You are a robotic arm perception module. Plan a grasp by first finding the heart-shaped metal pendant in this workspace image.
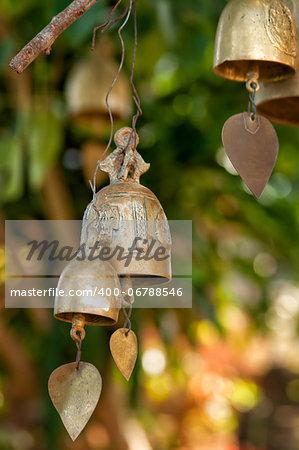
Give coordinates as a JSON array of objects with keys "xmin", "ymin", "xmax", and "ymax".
[
  {"xmin": 110, "ymin": 328, "xmax": 138, "ymax": 381},
  {"xmin": 48, "ymin": 362, "xmax": 102, "ymax": 441},
  {"xmin": 222, "ymin": 112, "xmax": 279, "ymax": 198}
]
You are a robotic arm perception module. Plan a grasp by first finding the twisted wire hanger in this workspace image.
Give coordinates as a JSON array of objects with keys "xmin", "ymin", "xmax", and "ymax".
[{"xmin": 90, "ymin": 0, "xmax": 133, "ymax": 201}]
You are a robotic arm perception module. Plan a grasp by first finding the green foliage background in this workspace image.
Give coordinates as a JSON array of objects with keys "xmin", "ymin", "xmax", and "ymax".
[{"xmin": 1, "ymin": 1, "xmax": 299, "ymax": 449}]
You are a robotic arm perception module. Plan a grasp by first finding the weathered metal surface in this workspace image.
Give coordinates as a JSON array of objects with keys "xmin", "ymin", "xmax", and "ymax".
[
  {"xmin": 48, "ymin": 362, "xmax": 102, "ymax": 441},
  {"xmin": 214, "ymin": 0, "xmax": 297, "ymax": 82},
  {"xmin": 256, "ymin": 1, "xmax": 299, "ymax": 126},
  {"xmin": 80, "ymin": 127, "xmax": 172, "ymax": 287},
  {"xmin": 54, "ymin": 258, "xmax": 121, "ymax": 325},
  {"xmin": 100, "ymin": 127, "xmax": 150, "ymax": 184},
  {"xmin": 222, "ymin": 112, "xmax": 279, "ymax": 198},
  {"xmin": 110, "ymin": 328, "xmax": 138, "ymax": 381}
]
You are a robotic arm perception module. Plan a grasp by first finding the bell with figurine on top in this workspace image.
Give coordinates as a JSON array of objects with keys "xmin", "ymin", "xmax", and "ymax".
[{"xmin": 80, "ymin": 127, "xmax": 172, "ymax": 288}]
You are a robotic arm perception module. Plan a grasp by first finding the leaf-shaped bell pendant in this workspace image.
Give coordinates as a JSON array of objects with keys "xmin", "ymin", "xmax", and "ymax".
[
  {"xmin": 256, "ymin": 1, "xmax": 299, "ymax": 126},
  {"xmin": 214, "ymin": 0, "xmax": 297, "ymax": 82},
  {"xmin": 50, "ymin": 235, "xmax": 122, "ymax": 440}
]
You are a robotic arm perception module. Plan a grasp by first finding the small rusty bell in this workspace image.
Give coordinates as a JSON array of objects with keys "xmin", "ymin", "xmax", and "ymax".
[
  {"xmin": 81, "ymin": 127, "xmax": 172, "ymax": 287},
  {"xmin": 54, "ymin": 257, "xmax": 121, "ymax": 325},
  {"xmin": 214, "ymin": 0, "xmax": 297, "ymax": 82},
  {"xmin": 256, "ymin": 1, "xmax": 299, "ymax": 126}
]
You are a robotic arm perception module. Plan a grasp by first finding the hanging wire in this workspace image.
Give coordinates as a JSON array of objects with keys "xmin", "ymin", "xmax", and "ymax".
[
  {"xmin": 122, "ymin": 292, "xmax": 134, "ymax": 332},
  {"xmin": 90, "ymin": 0, "xmax": 133, "ymax": 201},
  {"xmin": 126, "ymin": 0, "xmax": 142, "ymax": 150},
  {"xmin": 248, "ymin": 83, "xmax": 257, "ymax": 120},
  {"xmin": 91, "ymin": 0, "xmax": 123, "ymax": 50},
  {"xmin": 75, "ymin": 333, "xmax": 82, "ymax": 370}
]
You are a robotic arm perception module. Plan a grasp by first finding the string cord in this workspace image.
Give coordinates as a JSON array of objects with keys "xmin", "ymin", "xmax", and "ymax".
[{"xmin": 90, "ymin": 0, "xmax": 143, "ymax": 200}]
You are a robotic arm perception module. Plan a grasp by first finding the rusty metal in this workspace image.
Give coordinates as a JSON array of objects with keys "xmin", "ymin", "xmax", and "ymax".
[
  {"xmin": 214, "ymin": 0, "xmax": 297, "ymax": 82},
  {"xmin": 54, "ymin": 258, "xmax": 121, "ymax": 325},
  {"xmin": 48, "ymin": 362, "xmax": 102, "ymax": 441},
  {"xmin": 81, "ymin": 127, "xmax": 172, "ymax": 287},
  {"xmin": 70, "ymin": 314, "xmax": 86, "ymax": 342},
  {"xmin": 256, "ymin": 1, "xmax": 299, "ymax": 126},
  {"xmin": 222, "ymin": 112, "xmax": 279, "ymax": 198},
  {"xmin": 110, "ymin": 328, "xmax": 138, "ymax": 381}
]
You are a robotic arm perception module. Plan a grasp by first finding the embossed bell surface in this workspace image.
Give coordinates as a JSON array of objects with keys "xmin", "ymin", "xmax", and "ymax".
[
  {"xmin": 81, "ymin": 127, "xmax": 172, "ymax": 287},
  {"xmin": 54, "ymin": 258, "xmax": 121, "ymax": 325},
  {"xmin": 214, "ymin": 0, "xmax": 297, "ymax": 82},
  {"xmin": 256, "ymin": 1, "xmax": 299, "ymax": 126}
]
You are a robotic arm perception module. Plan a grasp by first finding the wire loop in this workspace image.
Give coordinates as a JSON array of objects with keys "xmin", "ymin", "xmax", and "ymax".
[{"xmin": 248, "ymin": 84, "xmax": 257, "ymax": 120}]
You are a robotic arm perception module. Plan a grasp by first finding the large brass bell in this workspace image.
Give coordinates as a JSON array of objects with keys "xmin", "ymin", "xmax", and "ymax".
[
  {"xmin": 81, "ymin": 127, "xmax": 172, "ymax": 287},
  {"xmin": 54, "ymin": 257, "xmax": 121, "ymax": 325},
  {"xmin": 214, "ymin": 0, "xmax": 297, "ymax": 82},
  {"xmin": 256, "ymin": 1, "xmax": 299, "ymax": 126}
]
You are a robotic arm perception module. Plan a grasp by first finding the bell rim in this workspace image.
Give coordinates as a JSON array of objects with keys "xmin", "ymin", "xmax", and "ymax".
[
  {"xmin": 54, "ymin": 310, "xmax": 119, "ymax": 326},
  {"xmin": 213, "ymin": 59, "xmax": 296, "ymax": 83},
  {"xmin": 257, "ymin": 97, "xmax": 299, "ymax": 127},
  {"xmin": 119, "ymin": 274, "xmax": 172, "ymax": 288}
]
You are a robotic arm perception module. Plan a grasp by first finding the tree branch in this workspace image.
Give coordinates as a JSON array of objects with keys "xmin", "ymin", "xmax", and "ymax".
[{"xmin": 9, "ymin": 0, "xmax": 100, "ymax": 74}]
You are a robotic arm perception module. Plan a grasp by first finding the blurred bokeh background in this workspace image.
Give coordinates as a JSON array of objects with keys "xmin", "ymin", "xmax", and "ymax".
[{"xmin": 1, "ymin": 0, "xmax": 299, "ymax": 449}]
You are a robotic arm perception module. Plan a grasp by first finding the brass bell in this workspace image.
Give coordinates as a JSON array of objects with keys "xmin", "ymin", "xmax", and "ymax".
[
  {"xmin": 214, "ymin": 0, "xmax": 297, "ymax": 82},
  {"xmin": 81, "ymin": 127, "xmax": 172, "ymax": 287},
  {"xmin": 54, "ymin": 258, "xmax": 121, "ymax": 325},
  {"xmin": 65, "ymin": 37, "xmax": 131, "ymax": 136},
  {"xmin": 256, "ymin": 2, "xmax": 299, "ymax": 126}
]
